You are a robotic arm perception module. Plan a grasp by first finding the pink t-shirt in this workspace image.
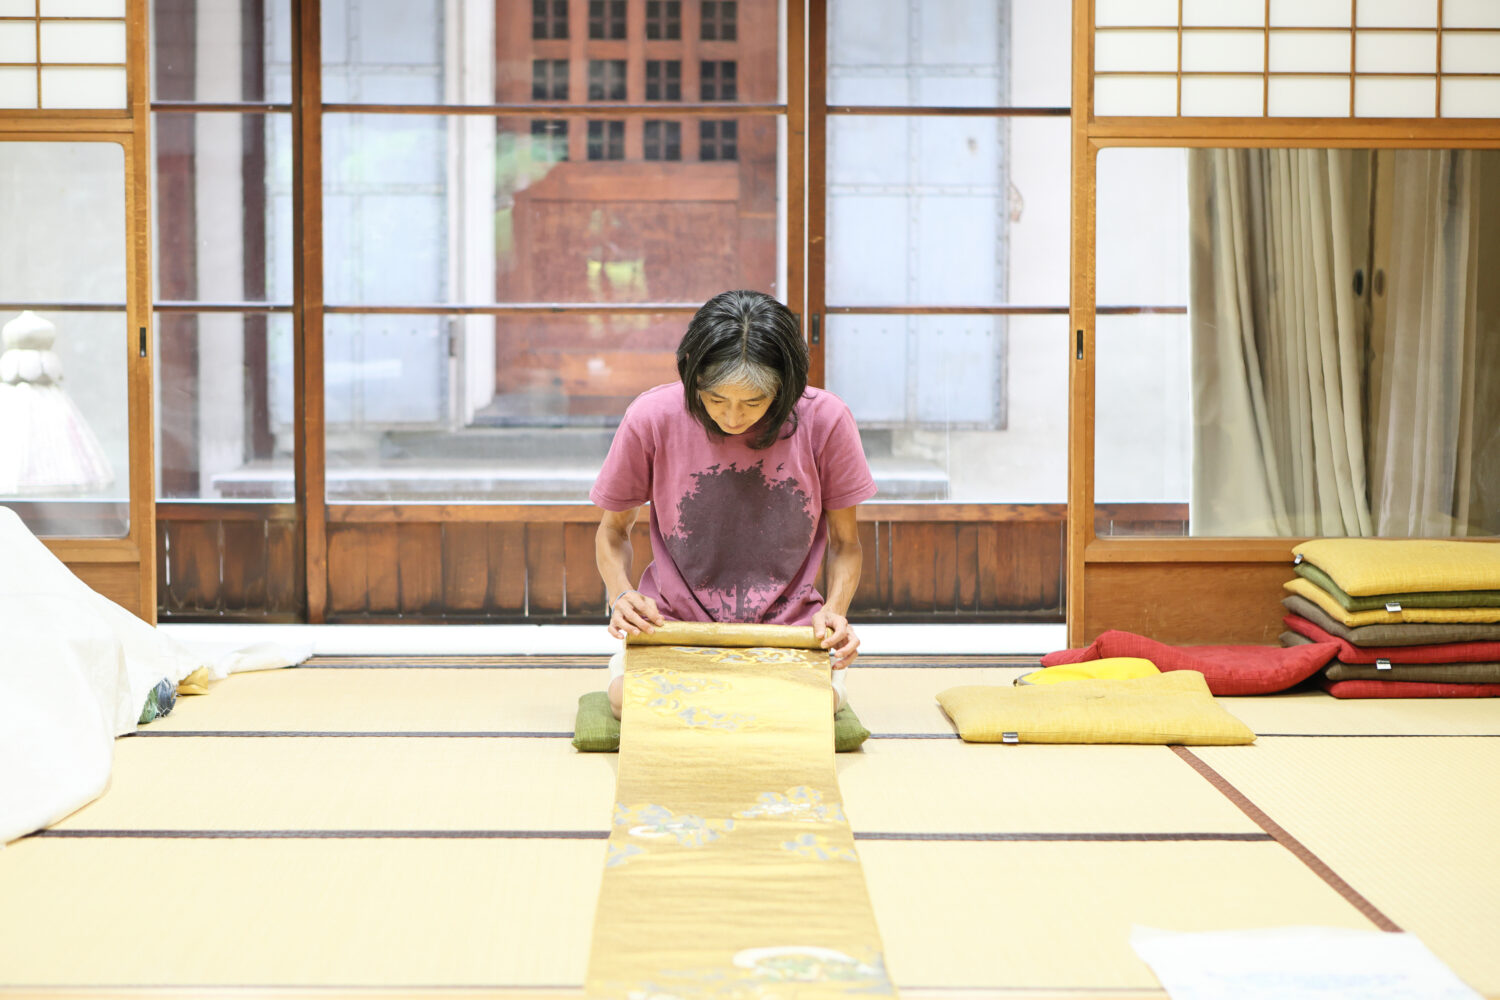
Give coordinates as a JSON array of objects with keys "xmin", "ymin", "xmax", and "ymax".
[{"xmin": 590, "ymin": 383, "xmax": 877, "ymax": 625}]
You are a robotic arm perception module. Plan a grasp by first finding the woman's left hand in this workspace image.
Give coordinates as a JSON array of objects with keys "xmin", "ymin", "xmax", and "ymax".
[{"xmin": 812, "ymin": 609, "xmax": 859, "ymax": 670}]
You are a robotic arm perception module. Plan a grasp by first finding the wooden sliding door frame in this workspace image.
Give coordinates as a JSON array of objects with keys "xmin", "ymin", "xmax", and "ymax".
[
  {"xmin": 1067, "ymin": 0, "xmax": 1500, "ymax": 646},
  {"xmin": 1, "ymin": 0, "xmax": 156, "ymax": 621}
]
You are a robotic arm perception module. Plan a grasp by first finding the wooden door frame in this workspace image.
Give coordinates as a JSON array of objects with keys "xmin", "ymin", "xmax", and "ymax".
[
  {"xmin": 1, "ymin": 0, "xmax": 156, "ymax": 621},
  {"xmin": 1067, "ymin": 0, "xmax": 1500, "ymax": 647}
]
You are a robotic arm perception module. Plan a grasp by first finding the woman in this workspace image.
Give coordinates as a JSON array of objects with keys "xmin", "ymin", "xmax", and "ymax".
[{"xmin": 591, "ymin": 289, "xmax": 877, "ymax": 718}]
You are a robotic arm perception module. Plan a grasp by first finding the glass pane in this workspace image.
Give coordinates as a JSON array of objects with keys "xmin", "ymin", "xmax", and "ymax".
[
  {"xmin": 316, "ymin": 0, "xmax": 779, "ymax": 106},
  {"xmin": 827, "ymin": 114, "xmax": 1068, "ymax": 307},
  {"xmin": 155, "ymin": 312, "xmax": 294, "ymax": 501},
  {"xmin": 0, "ymin": 309, "xmax": 130, "ymax": 536},
  {"xmin": 830, "ymin": 0, "xmax": 1070, "ymax": 107},
  {"xmin": 151, "ymin": 0, "xmax": 290, "ymax": 104},
  {"xmin": 0, "ymin": 144, "xmax": 130, "ymax": 529},
  {"xmin": 324, "ymin": 113, "xmax": 783, "ymax": 306},
  {"xmin": 1093, "ymin": 313, "xmax": 1191, "ymax": 531},
  {"xmin": 826, "ymin": 315, "xmax": 1068, "ymax": 503},
  {"xmin": 1095, "ymin": 146, "xmax": 1500, "ymax": 538},
  {"xmin": 322, "ymin": 311, "xmax": 692, "ymax": 502},
  {"xmin": 152, "ymin": 112, "xmax": 294, "ymax": 304}
]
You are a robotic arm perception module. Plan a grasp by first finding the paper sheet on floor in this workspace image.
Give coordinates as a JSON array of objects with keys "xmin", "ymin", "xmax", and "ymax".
[{"xmin": 1130, "ymin": 925, "xmax": 1482, "ymax": 1000}]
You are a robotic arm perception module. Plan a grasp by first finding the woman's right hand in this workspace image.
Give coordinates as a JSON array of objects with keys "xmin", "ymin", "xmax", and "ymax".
[{"xmin": 608, "ymin": 590, "xmax": 667, "ymax": 639}]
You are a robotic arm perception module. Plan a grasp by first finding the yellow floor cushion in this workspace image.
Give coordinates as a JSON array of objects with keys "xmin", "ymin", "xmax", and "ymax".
[
  {"xmin": 1293, "ymin": 538, "xmax": 1500, "ymax": 596},
  {"xmin": 937, "ymin": 671, "xmax": 1256, "ymax": 746},
  {"xmin": 1284, "ymin": 577, "xmax": 1500, "ymax": 626},
  {"xmin": 1015, "ymin": 657, "xmax": 1159, "ymax": 686}
]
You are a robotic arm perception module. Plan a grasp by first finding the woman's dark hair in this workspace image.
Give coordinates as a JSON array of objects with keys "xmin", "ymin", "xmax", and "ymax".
[{"xmin": 676, "ymin": 289, "xmax": 809, "ymax": 450}]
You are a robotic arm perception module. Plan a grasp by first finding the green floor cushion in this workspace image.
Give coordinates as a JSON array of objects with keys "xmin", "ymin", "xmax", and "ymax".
[{"xmin": 572, "ymin": 691, "xmax": 870, "ymax": 752}]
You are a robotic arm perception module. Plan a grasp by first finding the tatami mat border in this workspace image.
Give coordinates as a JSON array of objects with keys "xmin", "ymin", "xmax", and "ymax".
[
  {"xmin": 130, "ymin": 730, "xmax": 577, "ymax": 738},
  {"xmin": 27, "ymin": 829, "xmax": 1272, "ymax": 843},
  {"xmin": 0, "ymin": 989, "xmax": 1170, "ymax": 995},
  {"xmin": 1171, "ymin": 746, "xmax": 1401, "ymax": 932},
  {"xmin": 297, "ymin": 655, "xmax": 1040, "ymax": 669}
]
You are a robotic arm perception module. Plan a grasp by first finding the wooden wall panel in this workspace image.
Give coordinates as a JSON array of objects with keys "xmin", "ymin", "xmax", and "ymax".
[
  {"xmin": 265, "ymin": 519, "xmax": 302, "ymax": 615},
  {"xmin": 325, "ymin": 524, "xmax": 369, "ymax": 615},
  {"xmin": 486, "ymin": 523, "xmax": 528, "ymax": 616},
  {"xmin": 361, "ymin": 526, "xmax": 400, "ymax": 613},
  {"xmin": 525, "ymin": 523, "xmax": 566, "ymax": 616},
  {"xmin": 442, "ymin": 522, "xmax": 491, "ymax": 613},
  {"xmin": 219, "ymin": 521, "xmax": 269, "ymax": 611},
  {"xmin": 564, "ymin": 522, "xmax": 606, "ymax": 617},
  {"xmin": 1083, "ymin": 562, "xmax": 1293, "ymax": 646},
  {"xmin": 396, "ymin": 523, "xmax": 443, "ymax": 616},
  {"xmin": 164, "ymin": 521, "xmax": 221, "ymax": 613},
  {"xmin": 72, "ymin": 563, "xmax": 146, "ymax": 618},
  {"xmin": 159, "ymin": 506, "xmax": 1085, "ymax": 624}
]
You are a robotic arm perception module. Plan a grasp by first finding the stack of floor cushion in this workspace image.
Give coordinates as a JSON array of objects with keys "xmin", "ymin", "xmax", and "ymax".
[{"xmin": 1281, "ymin": 539, "xmax": 1500, "ymax": 698}]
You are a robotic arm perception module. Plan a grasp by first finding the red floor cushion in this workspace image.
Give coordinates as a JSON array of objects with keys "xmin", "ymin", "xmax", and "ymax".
[
  {"xmin": 1321, "ymin": 678, "xmax": 1500, "ymax": 698},
  {"xmin": 1042, "ymin": 630, "xmax": 1338, "ymax": 696}
]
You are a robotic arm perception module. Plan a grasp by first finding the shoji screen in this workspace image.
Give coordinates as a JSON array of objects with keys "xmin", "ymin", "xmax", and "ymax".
[
  {"xmin": 0, "ymin": 0, "xmax": 127, "ymax": 109},
  {"xmin": 1092, "ymin": 0, "xmax": 1500, "ymax": 118}
]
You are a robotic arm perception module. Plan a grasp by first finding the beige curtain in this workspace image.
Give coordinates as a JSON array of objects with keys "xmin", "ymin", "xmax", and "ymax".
[
  {"xmin": 1367, "ymin": 150, "xmax": 1488, "ymax": 537},
  {"xmin": 1187, "ymin": 148, "xmax": 1371, "ymax": 536},
  {"xmin": 1189, "ymin": 148, "xmax": 1494, "ymax": 538}
]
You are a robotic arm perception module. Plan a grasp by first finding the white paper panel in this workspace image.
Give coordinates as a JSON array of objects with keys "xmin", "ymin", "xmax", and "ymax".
[
  {"xmin": 0, "ymin": 0, "xmax": 35, "ymax": 13},
  {"xmin": 1268, "ymin": 75, "xmax": 1351, "ymax": 115},
  {"xmin": 1095, "ymin": 30, "xmax": 1178, "ymax": 72},
  {"xmin": 1442, "ymin": 32, "xmax": 1500, "ymax": 74},
  {"xmin": 1183, "ymin": 0, "xmax": 1263, "ymax": 27},
  {"xmin": 0, "ymin": 21, "xmax": 37, "ymax": 62},
  {"xmin": 1094, "ymin": 74, "xmax": 1178, "ymax": 116},
  {"xmin": 1441, "ymin": 77, "xmax": 1500, "ymax": 116},
  {"xmin": 1270, "ymin": 0, "xmax": 1351, "ymax": 28},
  {"xmin": 0, "ymin": 66, "xmax": 38, "ymax": 108},
  {"xmin": 1181, "ymin": 30, "xmax": 1264, "ymax": 72},
  {"xmin": 1269, "ymin": 30, "xmax": 1352, "ymax": 71},
  {"xmin": 1444, "ymin": 0, "xmax": 1500, "ymax": 28},
  {"xmin": 1353, "ymin": 75, "xmax": 1436, "ymax": 116},
  {"xmin": 1356, "ymin": 0, "xmax": 1437, "ymax": 28},
  {"xmin": 1180, "ymin": 74, "xmax": 1263, "ymax": 115},
  {"xmin": 39, "ymin": 21, "xmax": 126, "ymax": 63},
  {"xmin": 41, "ymin": 0, "xmax": 126, "ymax": 13},
  {"xmin": 1095, "ymin": 0, "xmax": 1178, "ymax": 27},
  {"xmin": 39, "ymin": 65, "xmax": 126, "ymax": 107},
  {"xmin": 1355, "ymin": 31, "xmax": 1437, "ymax": 72}
]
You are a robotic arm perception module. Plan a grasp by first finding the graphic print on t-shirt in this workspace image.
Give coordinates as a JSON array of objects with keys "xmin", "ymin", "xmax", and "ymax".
[{"xmin": 662, "ymin": 459, "xmax": 816, "ymax": 622}]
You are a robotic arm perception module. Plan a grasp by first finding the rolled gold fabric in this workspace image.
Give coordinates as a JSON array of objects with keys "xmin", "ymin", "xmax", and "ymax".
[
  {"xmin": 625, "ymin": 620, "xmax": 826, "ymax": 650},
  {"xmin": 586, "ymin": 623, "xmax": 895, "ymax": 998}
]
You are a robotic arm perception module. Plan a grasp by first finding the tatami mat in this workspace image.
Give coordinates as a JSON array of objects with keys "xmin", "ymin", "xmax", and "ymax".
[
  {"xmin": 836, "ymin": 740, "xmax": 1260, "ymax": 834},
  {"xmin": 1193, "ymin": 737, "xmax": 1500, "ymax": 996},
  {"xmin": 145, "ymin": 666, "xmax": 599, "ymax": 734},
  {"xmin": 858, "ymin": 840, "xmax": 1379, "ymax": 990},
  {"xmin": 50, "ymin": 737, "xmax": 618, "ymax": 833},
  {"xmin": 12, "ymin": 656, "xmax": 1499, "ymax": 998},
  {"xmin": 142, "ymin": 660, "xmax": 1028, "ymax": 737},
  {"xmin": 1217, "ymin": 691, "xmax": 1500, "ymax": 736},
  {"xmin": 0, "ymin": 838, "xmax": 1373, "ymax": 993},
  {"xmin": 54, "ymin": 735, "xmax": 1256, "ymax": 837},
  {"xmin": 155, "ymin": 661, "xmax": 1499, "ymax": 742},
  {"xmin": 0, "ymin": 839, "xmax": 601, "ymax": 987}
]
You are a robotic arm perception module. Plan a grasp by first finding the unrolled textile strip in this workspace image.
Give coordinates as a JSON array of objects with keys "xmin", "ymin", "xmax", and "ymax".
[{"xmin": 585, "ymin": 622, "xmax": 896, "ymax": 999}]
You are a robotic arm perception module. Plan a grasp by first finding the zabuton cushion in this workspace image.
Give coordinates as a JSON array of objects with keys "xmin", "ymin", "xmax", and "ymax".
[
  {"xmin": 1041, "ymin": 630, "xmax": 1337, "ymax": 695},
  {"xmin": 1293, "ymin": 538, "xmax": 1500, "ymax": 596},
  {"xmin": 1321, "ymin": 678, "xmax": 1500, "ymax": 699},
  {"xmin": 1015, "ymin": 656, "xmax": 1159, "ymax": 686},
  {"xmin": 936, "ymin": 671, "xmax": 1256, "ymax": 745}
]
